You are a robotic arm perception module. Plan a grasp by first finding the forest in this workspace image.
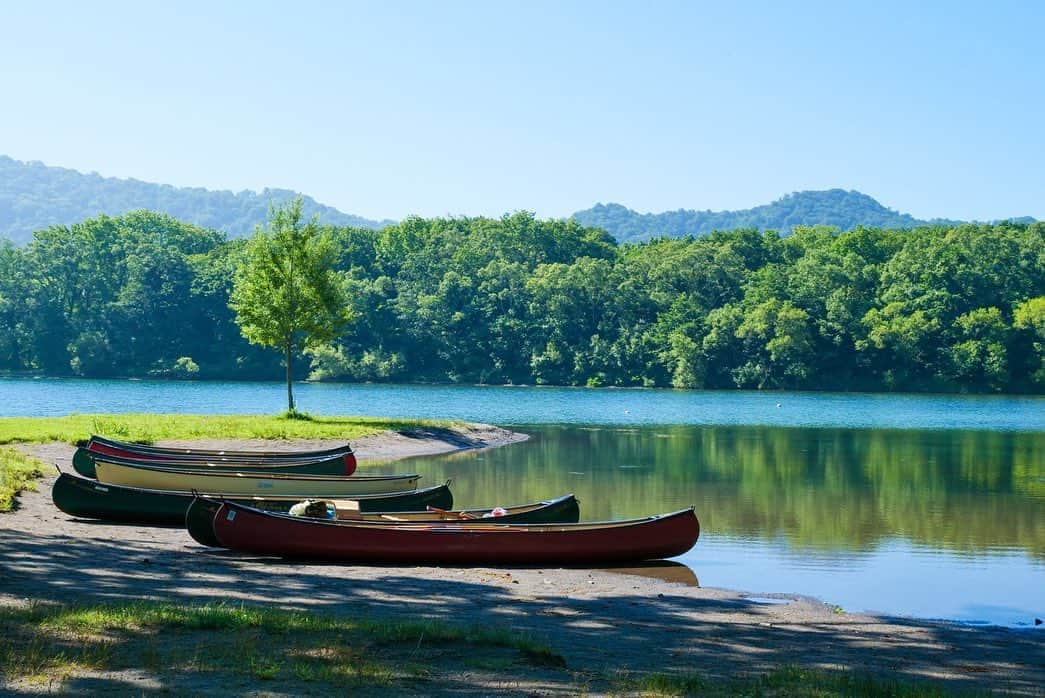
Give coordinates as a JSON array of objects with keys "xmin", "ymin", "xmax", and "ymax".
[{"xmin": 0, "ymin": 210, "xmax": 1042, "ymax": 393}]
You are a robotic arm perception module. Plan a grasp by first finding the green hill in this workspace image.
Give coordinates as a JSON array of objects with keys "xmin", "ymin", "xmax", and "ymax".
[
  {"xmin": 0, "ymin": 155, "xmax": 393, "ymax": 244},
  {"xmin": 2, "ymin": 156, "xmax": 1035, "ymax": 245},
  {"xmin": 572, "ymin": 189, "xmax": 968, "ymax": 242}
]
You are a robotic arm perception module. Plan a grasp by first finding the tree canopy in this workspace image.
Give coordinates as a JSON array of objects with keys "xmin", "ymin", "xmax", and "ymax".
[
  {"xmin": 0, "ymin": 209, "xmax": 1041, "ymax": 394},
  {"xmin": 230, "ymin": 199, "xmax": 351, "ymax": 412}
]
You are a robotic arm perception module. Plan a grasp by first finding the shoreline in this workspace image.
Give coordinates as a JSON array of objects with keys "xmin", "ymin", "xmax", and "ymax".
[
  {"xmin": 4, "ymin": 372, "xmax": 1044, "ymax": 398},
  {"xmin": 143, "ymin": 423, "xmax": 530, "ymax": 464},
  {"xmin": 3, "ymin": 429, "xmax": 1042, "ymax": 694}
]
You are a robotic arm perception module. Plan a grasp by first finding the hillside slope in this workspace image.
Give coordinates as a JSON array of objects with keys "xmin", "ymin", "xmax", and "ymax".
[
  {"xmin": 3, "ymin": 156, "xmax": 1034, "ymax": 245},
  {"xmin": 0, "ymin": 155, "xmax": 393, "ymax": 244},
  {"xmin": 572, "ymin": 189, "xmax": 967, "ymax": 242}
]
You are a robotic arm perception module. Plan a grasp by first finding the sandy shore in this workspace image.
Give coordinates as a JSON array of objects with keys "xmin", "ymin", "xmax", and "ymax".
[{"xmin": 2, "ymin": 427, "xmax": 1042, "ymax": 695}]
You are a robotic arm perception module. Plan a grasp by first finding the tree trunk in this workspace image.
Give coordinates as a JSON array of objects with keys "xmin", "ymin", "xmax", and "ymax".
[{"xmin": 285, "ymin": 340, "xmax": 295, "ymax": 413}]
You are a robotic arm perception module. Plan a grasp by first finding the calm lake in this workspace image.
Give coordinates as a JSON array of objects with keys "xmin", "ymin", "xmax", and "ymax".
[{"xmin": 2, "ymin": 378, "xmax": 1043, "ymax": 626}]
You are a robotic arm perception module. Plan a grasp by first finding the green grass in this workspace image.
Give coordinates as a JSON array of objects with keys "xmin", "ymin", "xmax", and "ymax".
[
  {"xmin": 1, "ymin": 602, "xmax": 978, "ymax": 696},
  {"xmin": 613, "ymin": 665, "xmax": 981, "ymax": 697},
  {"xmin": 0, "ymin": 413, "xmax": 457, "ymax": 446},
  {"xmin": 0, "ymin": 601, "xmax": 562, "ymax": 691},
  {"xmin": 0, "ymin": 447, "xmax": 46, "ymax": 512}
]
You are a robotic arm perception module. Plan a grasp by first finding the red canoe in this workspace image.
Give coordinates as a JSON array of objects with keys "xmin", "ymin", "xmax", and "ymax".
[
  {"xmin": 212, "ymin": 500, "xmax": 699, "ymax": 564},
  {"xmin": 77, "ymin": 434, "xmax": 357, "ymax": 477}
]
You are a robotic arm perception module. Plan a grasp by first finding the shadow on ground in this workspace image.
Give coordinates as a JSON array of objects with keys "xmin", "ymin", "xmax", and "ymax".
[{"xmin": 2, "ymin": 517, "xmax": 1042, "ymax": 695}]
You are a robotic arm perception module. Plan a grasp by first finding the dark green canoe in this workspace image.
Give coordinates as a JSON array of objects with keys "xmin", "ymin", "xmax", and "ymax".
[
  {"xmin": 185, "ymin": 497, "xmax": 227, "ymax": 547},
  {"xmin": 71, "ymin": 448, "xmax": 353, "ymax": 479},
  {"xmin": 186, "ymin": 493, "xmax": 582, "ymax": 548},
  {"xmin": 51, "ymin": 472, "xmax": 453, "ymax": 525}
]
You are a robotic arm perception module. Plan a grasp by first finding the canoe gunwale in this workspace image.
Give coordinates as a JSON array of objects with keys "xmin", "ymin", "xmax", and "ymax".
[
  {"xmin": 443, "ymin": 493, "xmax": 577, "ymax": 519},
  {"xmin": 56, "ymin": 470, "xmax": 447, "ymax": 503},
  {"xmin": 91, "ymin": 456, "xmax": 411, "ymax": 482},
  {"xmin": 93, "ymin": 458, "xmax": 421, "ymax": 497},
  {"xmin": 234, "ymin": 500, "xmax": 690, "ymax": 533},
  {"xmin": 87, "ymin": 434, "xmax": 354, "ymax": 460},
  {"xmin": 84, "ymin": 447, "xmax": 355, "ymax": 466},
  {"xmin": 76, "ymin": 449, "xmax": 353, "ymax": 475},
  {"xmin": 195, "ymin": 492, "xmax": 579, "ymax": 525}
]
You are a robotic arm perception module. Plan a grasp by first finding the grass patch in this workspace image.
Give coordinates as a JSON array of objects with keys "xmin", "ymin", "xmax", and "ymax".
[
  {"xmin": 0, "ymin": 604, "xmax": 991, "ymax": 696},
  {"xmin": 613, "ymin": 664, "xmax": 978, "ymax": 696},
  {"xmin": 0, "ymin": 601, "xmax": 562, "ymax": 692},
  {"xmin": 0, "ymin": 413, "xmax": 457, "ymax": 446},
  {"xmin": 0, "ymin": 448, "xmax": 46, "ymax": 512}
]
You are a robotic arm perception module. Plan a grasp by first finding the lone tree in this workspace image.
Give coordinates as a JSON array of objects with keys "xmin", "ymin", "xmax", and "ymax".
[{"xmin": 230, "ymin": 198, "xmax": 351, "ymax": 413}]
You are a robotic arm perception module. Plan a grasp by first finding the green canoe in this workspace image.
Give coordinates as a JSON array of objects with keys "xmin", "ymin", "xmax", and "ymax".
[
  {"xmin": 186, "ymin": 493, "xmax": 582, "ymax": 548},
  {"xmin": 51, "ymin": 472, "xmax": 453, "ymax": 526}
]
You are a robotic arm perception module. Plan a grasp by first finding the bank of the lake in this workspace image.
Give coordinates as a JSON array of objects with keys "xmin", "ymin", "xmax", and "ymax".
[{"xmin": 3, "ymin": 438, "xmax": 1043, "ymax": 696}]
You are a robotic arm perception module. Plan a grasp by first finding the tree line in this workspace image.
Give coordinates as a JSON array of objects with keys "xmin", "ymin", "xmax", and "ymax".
[{"xmin": 0, "ymin": 209, "xmax": 1041, "ymax": 393}]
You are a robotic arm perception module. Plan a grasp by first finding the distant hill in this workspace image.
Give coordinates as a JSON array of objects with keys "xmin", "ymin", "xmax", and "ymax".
[
  {"xmin": 572, "ymin": 189, "xmax": 973, "ymax": 243},
  {"xmin": 0, "ymin": 155, "xmax": 395, "ymax": 244},
  {"xmin": 3, "ymin": 156, "xmax": 1035, "ymax": 246}
]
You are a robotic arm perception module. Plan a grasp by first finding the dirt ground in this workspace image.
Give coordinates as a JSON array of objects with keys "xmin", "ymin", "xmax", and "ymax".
[{"xmin": 1, "ymin": 428, "xmax": 1042, "ymax": 695}]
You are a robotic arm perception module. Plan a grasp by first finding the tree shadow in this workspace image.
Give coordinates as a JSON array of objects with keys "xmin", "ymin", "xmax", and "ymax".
[
  {"xmin": 395, "ymin": 426, "xmax": 495, "ymax": 449},
  {"xmin": 2, "ymin": 522, "xmax": 1041, "ymax": 695}
]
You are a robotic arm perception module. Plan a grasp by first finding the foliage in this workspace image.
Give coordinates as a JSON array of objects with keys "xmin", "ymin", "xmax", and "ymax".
[
  {"xmin": 1014, "ymin": 296, "xmax": 1045, "ymax": 388},
  {"xmin": 230, "ymin": 199, "xmax": 352, "ymax": 411},
  {"xmin": 0, "ymin": 206, "xmax": 1041, "ymax": 394},
  {"xmin": 0, "ymin": 155, "xmax": 392, "ymax": 245}
]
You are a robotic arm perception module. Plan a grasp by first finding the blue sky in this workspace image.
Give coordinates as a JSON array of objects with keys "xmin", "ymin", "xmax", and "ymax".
[{"xmin": 2, "ymin": 1, "xmax": 1043, "ymax": 221}]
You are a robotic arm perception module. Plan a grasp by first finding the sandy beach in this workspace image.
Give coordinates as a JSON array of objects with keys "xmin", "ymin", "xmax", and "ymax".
[{"xmin": 2, "ymin": 426, "xmax": 1042, "ymax": 695}]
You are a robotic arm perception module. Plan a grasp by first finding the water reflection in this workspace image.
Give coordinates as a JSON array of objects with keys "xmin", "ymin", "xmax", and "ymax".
[
  {"xmin": 385, "ymin": 424, "xmax": 1044, "ymax": 624},
  {"xmin": 598, "ymin": 561, "xmax": 699, "ymax": 587},
  {"xmin": 394, "ymin": 424, "xmax": 1045, "ymax": 558}
]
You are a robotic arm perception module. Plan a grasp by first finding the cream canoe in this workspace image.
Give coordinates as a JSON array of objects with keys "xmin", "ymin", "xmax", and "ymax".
[{"xmin": 94, "ymin": 459, "xmax": 421, "ymax": 496}]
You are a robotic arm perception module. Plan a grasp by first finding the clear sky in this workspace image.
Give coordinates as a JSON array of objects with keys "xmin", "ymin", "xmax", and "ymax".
[{"xmin": 2, "ymin": 0, "xmax": 1043, "ymax": 221}]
